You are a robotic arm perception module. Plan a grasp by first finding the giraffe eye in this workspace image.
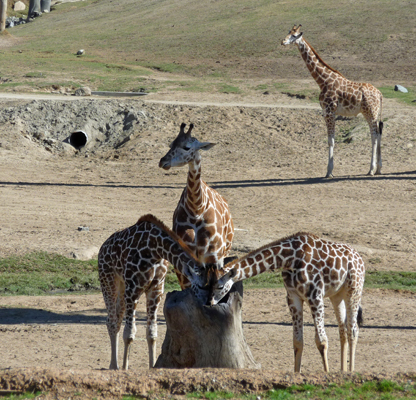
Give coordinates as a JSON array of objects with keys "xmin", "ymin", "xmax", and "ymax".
[{"xmin": 183, "ymin": 145, "xmax": 191, "ymax": 151}]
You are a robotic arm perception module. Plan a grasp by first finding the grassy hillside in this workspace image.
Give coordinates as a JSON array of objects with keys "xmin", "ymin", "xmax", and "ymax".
[{"xmin": 0, "ymin": 0, "xmax": 415, "ymax": 92}]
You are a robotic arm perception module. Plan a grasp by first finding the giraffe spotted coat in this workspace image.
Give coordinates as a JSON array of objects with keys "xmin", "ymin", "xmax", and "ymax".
[
  {"xmin": 98, "ymin": 214, "xmax": 205, "ymax": 370},
  {"xmin": 207, "ymin": 232, "xmax": 365, "ymax": 373},
  {"xmin": 281, "ymin": 25, "xmax": 383, "ymax": 178}
]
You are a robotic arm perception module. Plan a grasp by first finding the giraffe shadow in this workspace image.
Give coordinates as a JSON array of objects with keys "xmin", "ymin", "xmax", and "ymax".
[
  {"xmin": 242, "ymin": 320, "xmax": 416, "ymax": 330},
  {"xmin": 0, "ymin": 308, "xmax": 164, "ymax": 326},
  {"xmin": 210, "ymin": 170, "xmax": 416, "ymax": 190},
  {"xmin": 0, "ymin": 170, "xmax": 415, "ymax": 191}
]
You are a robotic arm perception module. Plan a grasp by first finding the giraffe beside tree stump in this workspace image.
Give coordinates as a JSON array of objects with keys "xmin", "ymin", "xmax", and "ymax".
[
  {"xmin": 98, "ymin": 214, "xmax": 209, "ymax": 370},
  {"xmin": 206, "ymin": 232, "xmax": 365, "ymax": 373}
]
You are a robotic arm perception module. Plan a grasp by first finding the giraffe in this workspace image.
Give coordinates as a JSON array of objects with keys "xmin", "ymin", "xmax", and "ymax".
[
  {"xmin": 281, "ymin": 25, "xmax": 383, "ymax": 178},
  {"xmin": 159, "ymin": 122, "xmax": 235, "ymax": 288},
  {"xmin": 205, "ymin": 232, "xmax": 365, "ymax": 373},
  {"xmin": 98, "ymin": 214, "xmax": 208, "ymax": 370}
]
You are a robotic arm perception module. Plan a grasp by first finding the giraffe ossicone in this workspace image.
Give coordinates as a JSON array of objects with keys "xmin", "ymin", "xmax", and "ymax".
[
  {"xmin": 98, "ymin": 214, "xmax": 208, "ymax": 370},
  {"xmin": 281, "ymin": 24, "xmax": 383, "ymax": 178},
  {"xmin": 159, "ymin": 122, "xmax": 235, "ymax": 286},
  {"xmin": 206, "ymin": 232, "xmax": 365, "ymax": 373}
]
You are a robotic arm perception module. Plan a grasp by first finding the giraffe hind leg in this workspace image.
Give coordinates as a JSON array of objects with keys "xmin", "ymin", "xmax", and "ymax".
[
  {"xmin": 100, "ymin": 271, "xmax": 126, "ymax": 370},
  {"xmin": 122, "ymin": 286, "xmax": 144, "ymax": 370},
  {"xmin": 287, "ymin": 293, "xmax": 304, "ymax": 372},
  {"xmin": 324, "ymin": 113, "xmax": 336, "ymax": 178},
  {"xmin": 309, "ymin": 297, "xmax": 329, "ymax": 372},
  {"xmin": 330, "ymin": 294, "xmax": 348, "ymax": 372},
  {"xmin": 367, "ymin": 119, "xmax": 381, "ymax": 176}
]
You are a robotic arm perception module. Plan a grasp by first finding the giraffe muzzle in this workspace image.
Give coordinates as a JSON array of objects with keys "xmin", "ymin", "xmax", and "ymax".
[{"xmin": 158, "ymin": 159, "xmax": 171, "ymax": 170}]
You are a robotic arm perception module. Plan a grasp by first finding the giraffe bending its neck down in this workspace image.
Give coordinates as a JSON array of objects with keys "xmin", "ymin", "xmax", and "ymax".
[
  {"xmin": 281, "ymin": 25, "xmax": 383, "ymax": 178},
  {"xmin": 98, "ymin": 214, "xmax": 207, "ymax": 370},
  {"xmin": 159, "ymin": 123, "xmax": 234, "ymax": 287},
  {"xmin": 207, "ymin": 232, "xmax": 365, "ymax": 373}
]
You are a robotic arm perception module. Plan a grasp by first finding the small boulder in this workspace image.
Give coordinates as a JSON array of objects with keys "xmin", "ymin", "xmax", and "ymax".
[
  {"xmin": 74, "ymin": 86, "xmax": 91, "ymax": 96},
  {"xmin": 14, "ymin": 1, "xmax": 26, "ymax": 11},
  {"xmin": 394, "ymin": 84, "xmax": 408, "ymax": 93}
]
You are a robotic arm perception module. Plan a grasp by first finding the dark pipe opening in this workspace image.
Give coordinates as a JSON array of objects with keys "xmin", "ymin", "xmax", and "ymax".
[{"xmin": 69, "ymin": 131, "xmax": 88, "ymax": 149}]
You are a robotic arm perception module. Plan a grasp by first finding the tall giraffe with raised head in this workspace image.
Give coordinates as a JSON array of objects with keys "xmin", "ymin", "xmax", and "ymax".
[
  {"xmin": 98, "ymin": 214, "xmax": 207, "ymax": 370},
  {"xmin": 159, "ymin": 122, "xmax": 234, "ymax": 286},
  {"xmin": 281, "ymin": 25, "xmax": 383, "ymax": 178},
  {"xmin": 205, "ymin": 232, "xmax": 365, "ymax": 373}
]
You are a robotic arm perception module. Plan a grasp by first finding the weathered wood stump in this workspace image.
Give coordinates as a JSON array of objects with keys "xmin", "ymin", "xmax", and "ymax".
[{"xmin": 155, "ymin": 282, "xmax": 260, "ymax": 369}]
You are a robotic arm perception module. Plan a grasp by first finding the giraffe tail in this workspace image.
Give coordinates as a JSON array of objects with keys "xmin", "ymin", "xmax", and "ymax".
[
  {"xmin": 357, "ymin": 305, "xmax": 364, "ymax": 327},
  {"xmin": 378, "ymin": 121, "xmax": 383, "ymax": 136},
  {"xmin": 378, "ymin": 95, "xmax": 383, "ymax": 135}
]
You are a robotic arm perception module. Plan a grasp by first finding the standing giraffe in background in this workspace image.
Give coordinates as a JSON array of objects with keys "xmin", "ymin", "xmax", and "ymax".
[
  {"xmin": 159, "ymin": 122, "xmax": 234, "ymax": 287},
  {"xmin": 281, "ymin": 25, "xmax": 383, "ymax": 178},
  {"xmin": 206, "ymin": 232, "xmax": 365, "ymax": 373},
  {"xmin": 98, "ymin": 214, "xmax": 207, "ymax": 370}
]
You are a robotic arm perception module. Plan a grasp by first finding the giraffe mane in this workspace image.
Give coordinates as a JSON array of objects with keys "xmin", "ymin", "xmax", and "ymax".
[
  {"xmin": 304, "ymin": 39, "xmax": 345, "ymax": 78},
  {"xmin": 223, "ymin": 231, "xmax": 320, "ymax": 272},
  {"xmin": 136, "ymin": 214, "xmax": 199, "ymax": 262}
]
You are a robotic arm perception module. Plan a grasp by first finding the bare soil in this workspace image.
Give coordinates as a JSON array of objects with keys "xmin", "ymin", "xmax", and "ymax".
[{"xmin": 0, "ymin": 87, "xmax": 415, "ymax": 398}]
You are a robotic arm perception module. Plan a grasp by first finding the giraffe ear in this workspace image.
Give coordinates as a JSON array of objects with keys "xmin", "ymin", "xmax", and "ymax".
[
  {"xmin": 198, "ymin": 142, "xmax": 216, "ymax": 151},
  {"xmin": 179, "ymin": 123, "xmax": 187, "ymax": 135},
  {"xmin": 186, "ymin": 123, "xmax": 194, "ymax": 136}
]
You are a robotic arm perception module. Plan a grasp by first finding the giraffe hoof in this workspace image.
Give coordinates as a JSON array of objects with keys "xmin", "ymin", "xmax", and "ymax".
[{"xmin": 324, "ymin": 174, "xmax": 334, "ymax": 179}]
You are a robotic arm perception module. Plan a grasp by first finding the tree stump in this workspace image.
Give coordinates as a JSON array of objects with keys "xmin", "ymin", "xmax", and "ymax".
[{"xmin": 154, "ymin": 282, "xmax": 260, "ymax": 369}]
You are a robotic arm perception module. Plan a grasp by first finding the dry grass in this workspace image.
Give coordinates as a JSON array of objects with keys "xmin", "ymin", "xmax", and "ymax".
[{"xmin": 0, "ymin": 0, "xmax": 415, "ymax": 92}]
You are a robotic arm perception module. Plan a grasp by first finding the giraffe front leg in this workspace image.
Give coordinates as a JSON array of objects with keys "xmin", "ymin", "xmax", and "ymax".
[
  {"xmin": 146, "ymin": 262, "xmax": 167, "ymax": 368},
  {"xmin": 287, "ymin": 293, "xmax": 304, "ymax": 372},
  {"xmin": 324, "ymin": 114, "xmax": 336, "ymax": 178}
]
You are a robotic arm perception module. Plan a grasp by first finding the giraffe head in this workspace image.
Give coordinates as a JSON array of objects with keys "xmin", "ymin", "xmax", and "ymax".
[
  {"xmin": 203, "ymin": 264, "xmax": 237, "ymax": 306},
  {"xmin": 159, "ymin": 123, "xmax": 216, "ymax": 170},
  {"xmin": 281, "ymin": 24, "xmax": 303, "ymax": 46}
]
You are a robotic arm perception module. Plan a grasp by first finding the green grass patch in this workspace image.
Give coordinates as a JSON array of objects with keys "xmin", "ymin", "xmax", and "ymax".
[
  {"xmin": 217, "ymin": 83, "xmax": 242, "ymax": 94},
  {"xmin": 0, "ymin": 391, "xmax": 42, "ymax": 399},
  {"xmin": 379, "ymin": 86, "xmax": 416, "ymax": 106},
  {"xmin": 176, "ymin": 379, "xmax": 416, "ymax": 400},
  {"xmin": 1, "ymin": 253, "xmax": 416, "ymax": 296},
  {"xmin": 365, "ymin": 271, "xmax": 416, "ymax": 292},
  {"xmin": 0, "ymin": 252, "xmax": 100, "ymax": 295}
]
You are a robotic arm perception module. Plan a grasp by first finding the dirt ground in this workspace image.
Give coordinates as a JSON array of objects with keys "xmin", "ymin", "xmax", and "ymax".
[{"xmin": 0, "ymin": 88, "xmax": 416, "ymax": 398}]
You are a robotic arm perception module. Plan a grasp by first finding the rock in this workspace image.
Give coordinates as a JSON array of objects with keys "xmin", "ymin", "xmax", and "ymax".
[
  {"xmin": 70, "ymin": 246, "xmax": 99, "ymax": 260},
  {"xmin": 74, "ymin": 87, "xmax": 91, "ymax": 96},
  {"xmin": 394, "ymin": 84, "xmax": 408, "ymax": 93},
  {"xmin": 14, "ymin": 1, "xmax": 26, "ymax": 11},
  {"xmin": 76, "ymin": 49, "xmax": 84, "ymax": 56}
]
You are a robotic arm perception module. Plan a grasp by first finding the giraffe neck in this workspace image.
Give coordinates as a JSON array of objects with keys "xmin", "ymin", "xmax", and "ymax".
[
  {"xmin": 139, "ymin": 218, "xmax": 201, "ymax": 277},
  {"xmin": 185, "ymin": 153, "xmax": 207, "ymax": 215},
  {"xmin": 296, "ymin": 38, "xmax": 343, "ymax": 91},
  {"xmin": 225, "ymin": 242, "xmax": 286, "ymax": 282}
]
